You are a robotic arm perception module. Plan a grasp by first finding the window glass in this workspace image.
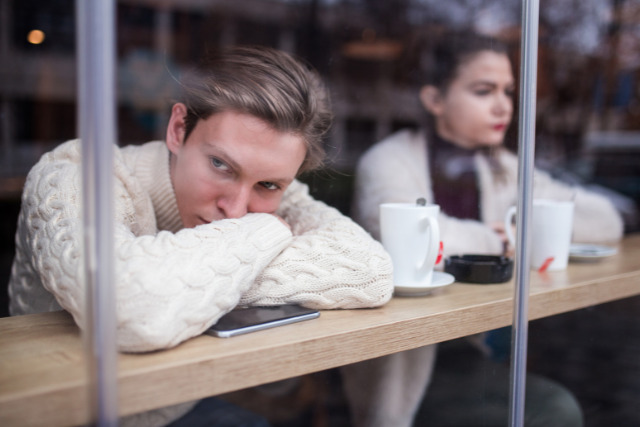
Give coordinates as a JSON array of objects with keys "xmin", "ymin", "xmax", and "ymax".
[{"xmin": 1, "ymin": 1, "xmax": 638, "ymax": 426}]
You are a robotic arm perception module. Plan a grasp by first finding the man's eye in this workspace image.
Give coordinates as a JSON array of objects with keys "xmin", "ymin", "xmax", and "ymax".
[
  {"xmin": 211, "ymin": 157, "xmax": 230, "ymax": 171},
  {"xmin": 260, "ymin": 182, "xmax": 280, "ymax": 191}
]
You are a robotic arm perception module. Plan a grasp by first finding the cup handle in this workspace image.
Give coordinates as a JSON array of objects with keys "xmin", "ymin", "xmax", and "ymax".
[
  {"xmin": 417, "ymin": 215, "xmax": 440, "ymax": 274},
  {"xmin": 504, "ymin": 206, "xmax": 517, "ymax": 248}
]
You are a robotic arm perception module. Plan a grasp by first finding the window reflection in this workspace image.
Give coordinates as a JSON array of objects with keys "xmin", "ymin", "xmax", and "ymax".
[{"xmin": 1, "ymin": 0, "xmax": 638, "ymax": 426}]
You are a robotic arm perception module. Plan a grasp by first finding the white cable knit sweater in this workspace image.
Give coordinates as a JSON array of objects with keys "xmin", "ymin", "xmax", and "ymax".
[
  {"xmin": 8, "ymin": 139, "xmax": 394, "ymax": 425},
  {"xmin": 341, "ymin": 129, "xmax": 623, "ymax": 427}
]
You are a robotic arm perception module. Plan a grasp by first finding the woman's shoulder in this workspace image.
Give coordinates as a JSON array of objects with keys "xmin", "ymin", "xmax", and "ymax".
[
  {"xmin": 360, "ymin": 129, "xmax": 426, "ymax": 164},
  {"xmin": 493, "ymin": 146, "xmax": 517, "ymax": 162},
  {"xmin": 375, "ymin": 128, "xmax": 425, "ymax": 150},
  {"xmin": 482, "ymin": 147, "xmax": 518, "ymax": 173}
]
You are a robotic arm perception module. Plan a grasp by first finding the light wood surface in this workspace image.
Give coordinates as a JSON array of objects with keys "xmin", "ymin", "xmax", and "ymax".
[{"xmin": 2, "ymin": 234, "xmax": 639, "ymax": 426}]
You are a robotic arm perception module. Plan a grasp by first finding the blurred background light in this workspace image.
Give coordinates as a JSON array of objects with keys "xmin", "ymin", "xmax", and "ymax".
[{"xmin": 27, "ymin": 29, "xmax": 45, "ymax": 45}]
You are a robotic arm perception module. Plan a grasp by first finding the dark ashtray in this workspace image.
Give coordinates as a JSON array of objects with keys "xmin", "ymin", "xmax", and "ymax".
[{"xmin": 445, "ymin": 254, "xmax": 513, "ymax": 284}]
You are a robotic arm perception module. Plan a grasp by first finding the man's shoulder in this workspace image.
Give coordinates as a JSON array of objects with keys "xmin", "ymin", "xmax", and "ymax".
[
  {"xmin": 33, "ymin": 138, "xmax": 138, "ymax": 167},
  {"xmin": 42, "ymin": 139, "xmax": 82, "ymax": 161},
  {"xmin": 25, "ymin": 139, "xmax": 164, "ymax": 191},
  {"xmin": 23, "ymin": 140, "xmax": 83, "ymax": 188},
  {"xmin": 119, "ymin": 140, "xmax": 165, "ymax": 153},
  {"xmin": 119, "ymin": 140, "xmax": 166, "ymax": 160}
]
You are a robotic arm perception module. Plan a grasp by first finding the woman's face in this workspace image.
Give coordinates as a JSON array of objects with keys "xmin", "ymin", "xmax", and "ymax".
[{"xmin": 422, "ymin": 51, "xmax": 515, "ymax": 149}]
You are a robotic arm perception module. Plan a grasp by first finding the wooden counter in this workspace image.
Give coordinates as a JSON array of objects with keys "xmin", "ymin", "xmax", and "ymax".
[{"xmin": 2, "ymin": 234, "xmax": 639, "ymax": 426}]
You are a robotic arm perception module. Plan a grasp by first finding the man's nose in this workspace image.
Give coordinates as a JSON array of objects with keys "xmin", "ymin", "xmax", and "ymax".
[{"xmin": 218, "ymin": 186, "xmax": 251, "ymax": 219}]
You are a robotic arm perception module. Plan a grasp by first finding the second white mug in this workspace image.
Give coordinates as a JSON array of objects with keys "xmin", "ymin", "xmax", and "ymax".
[{"xmin": 504, "ymin": 199, "xmax": 574, "ymax": 271}]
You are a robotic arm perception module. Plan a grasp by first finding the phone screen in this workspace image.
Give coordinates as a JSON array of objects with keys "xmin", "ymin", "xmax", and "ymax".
[{"xmin": 205, "ymin": 305, "xmax": 320, "ymax": 338}]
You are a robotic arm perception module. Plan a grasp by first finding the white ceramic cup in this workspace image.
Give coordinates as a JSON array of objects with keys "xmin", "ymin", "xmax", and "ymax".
[
  {"xmin": 504, "ymin": 199, "xmax": 574, "ymax": 271},
  {"xmin": 380, "ymin": 203, "xmax": 441, "ymax": 286}
]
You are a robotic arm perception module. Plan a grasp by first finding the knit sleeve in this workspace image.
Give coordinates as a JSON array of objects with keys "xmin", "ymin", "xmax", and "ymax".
[
  {"xmin": 531, "ymin": 166, "xmax": 624, "ymax": 244},
  {"xmin": 13, "ymin": 141, "xmax": 292, "ymax": 352},
  {"xmin": 111, "ymin": 215, "xmax": 291, "ymax": 352},
  {"xmin": 238, "ymin": 180, "xmax": 394, "ymax": 309},
  {"xmin": 495, "ymin": 151, "xmax": 624, "ymax": 243}
]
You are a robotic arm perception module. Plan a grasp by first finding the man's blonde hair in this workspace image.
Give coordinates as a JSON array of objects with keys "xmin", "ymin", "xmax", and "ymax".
[{"xmin": 179, "ymin": 46, "xmax": 333, "ymax": 174}]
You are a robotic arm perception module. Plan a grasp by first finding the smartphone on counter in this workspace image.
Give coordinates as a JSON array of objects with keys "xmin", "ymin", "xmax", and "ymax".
[{"xmin": 205, "ymin": 304, "xmax": 320, "ymax": 338}]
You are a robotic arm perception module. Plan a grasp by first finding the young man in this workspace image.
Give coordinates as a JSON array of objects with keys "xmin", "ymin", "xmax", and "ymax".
[{"xmin": 8, "ymin": 46, "xmax": 393, "ymax": 426}]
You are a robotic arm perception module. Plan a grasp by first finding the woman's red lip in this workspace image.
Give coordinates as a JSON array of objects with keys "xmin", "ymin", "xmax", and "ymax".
[{"xmin": 493, "ymin": 124, "xmax": 506, "ymax": 131}]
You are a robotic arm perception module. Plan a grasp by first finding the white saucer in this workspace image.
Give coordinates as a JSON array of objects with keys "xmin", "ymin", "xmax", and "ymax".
[
  {"xmin": 394, "ymin": 272, "xmax": 456, "ymax": 297},
  {"xmin": 569, "ymin": 244, "xmax": 617, "ymax": 262}
]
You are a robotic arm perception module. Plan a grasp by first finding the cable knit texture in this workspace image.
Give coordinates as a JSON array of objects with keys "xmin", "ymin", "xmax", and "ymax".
[
  {"xmin": 8, "ymin": 139, "xmax": 393, "ymax": 426},
  {"xmin": 342, "ymin": 129, "xmax": 624, "ymax": 427}
]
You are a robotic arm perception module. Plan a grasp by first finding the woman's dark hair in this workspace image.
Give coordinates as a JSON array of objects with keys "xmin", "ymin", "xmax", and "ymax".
[
  {"xmin": 424, "ymin": 30, "xmax": 510, "ymax": 92},
  {"xmin": 178, "ymin": 46, "xmax": 333, "ymax": 174}
]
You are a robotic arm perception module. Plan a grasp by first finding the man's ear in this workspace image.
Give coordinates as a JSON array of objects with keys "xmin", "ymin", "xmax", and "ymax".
[
  {"xmin": 419, "ymin": 85, "xmax": 444, "ymax": 116},
  {"xmin": 166, "ymin": 103, "xmax": 188, "ymax": 155}
]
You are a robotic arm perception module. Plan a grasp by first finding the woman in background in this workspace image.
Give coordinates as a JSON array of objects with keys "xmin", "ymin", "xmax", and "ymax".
[{"xmin": 341, "ymin": 30, "xmax": 623, "ymax": 427}]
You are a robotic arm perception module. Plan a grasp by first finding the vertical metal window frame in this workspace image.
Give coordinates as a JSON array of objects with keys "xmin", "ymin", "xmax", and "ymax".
[
  {"xmin": 77, "ymin": 0, "xmax": 119, "ymax": 425},
  {"xmin": 509, "ymin": 0, "xmax": 540, "ymax": 426}
]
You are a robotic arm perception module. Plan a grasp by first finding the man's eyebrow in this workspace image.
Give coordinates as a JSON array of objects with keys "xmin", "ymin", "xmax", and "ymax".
[
  {"xmin": 261, "ymin": 173, "xmax": 295, "ymax": 187},
  {"xmin": 206, "ymin": 143, "xmax": 295, "ymax": 186},
  {"xmin": 207, "ymin": 144, "xmax": 241, "ymax": 171},
  {"xmin": 270, "ymin": 176, "xmax": 295, "ymax": 186}
]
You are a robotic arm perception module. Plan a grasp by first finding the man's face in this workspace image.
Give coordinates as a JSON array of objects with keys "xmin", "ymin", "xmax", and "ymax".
[{"xmin": 166, "ymin": 104, "xmax": 307, "ymax": 228}]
